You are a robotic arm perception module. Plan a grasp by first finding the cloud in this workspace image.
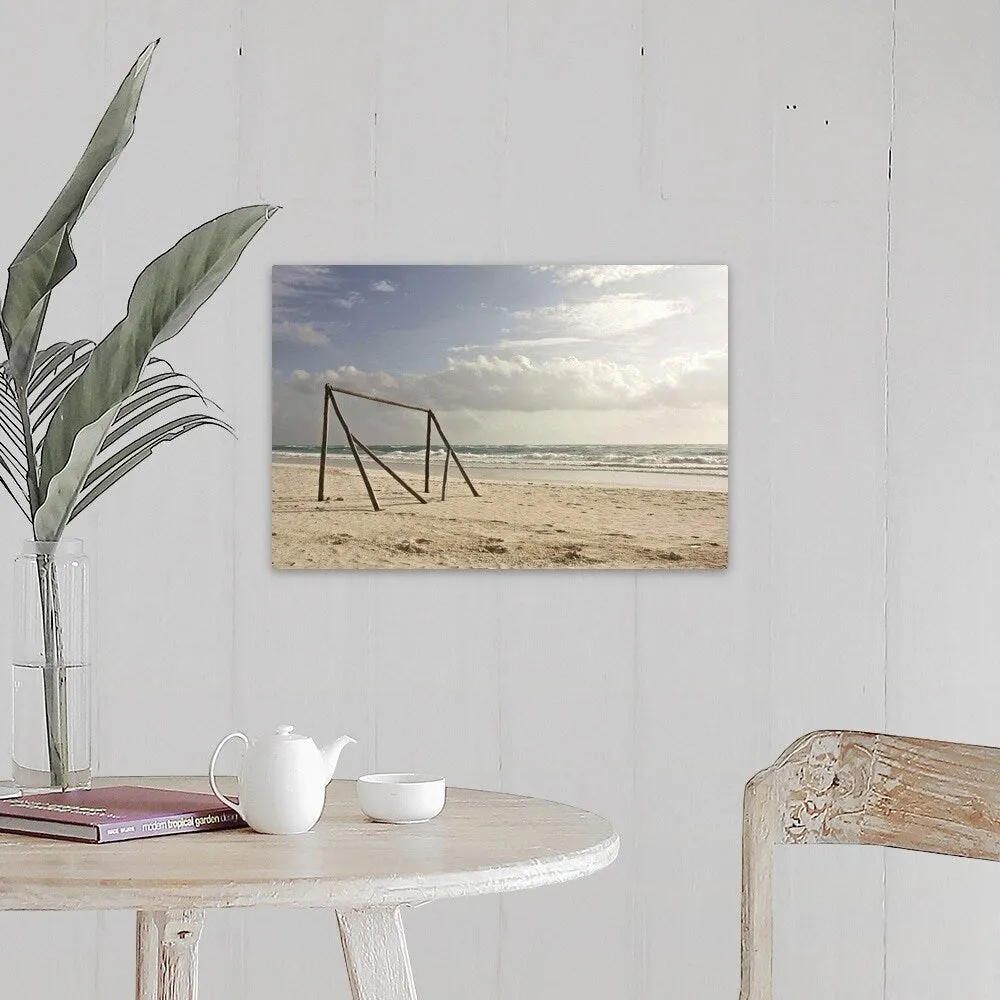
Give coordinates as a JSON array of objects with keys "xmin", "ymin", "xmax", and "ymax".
[
  {"xmin": 450, "ymin": 336, "xmax": 590, "ymax": 353},
  {"xmin": 272, "ymin": 266, "xmax": 355, "ymax": 325},
  {"xmin": 272, "ymin": 265, "xmax": 726, "ymax": 445},
  {"xmin": 272, "ymin": 321, "xmax": 331, "ymax": 347},
  {"xmin": 511, "ymin": 293, "xmax": 694, "ymax": 339},
  {"xmin": 446, "ymin": 294, "xmax": 695, "ymax": 358},
  {"xmin": 272, "ymin": 265, "xmax": 343, "ymax": 298},
  {"xmin": 279, "ymin": 350, "xmax": 725, "ymax": 414},
  {"xmin": 530, "ymin": 265, "xmax": 674, "ymax": 287}
]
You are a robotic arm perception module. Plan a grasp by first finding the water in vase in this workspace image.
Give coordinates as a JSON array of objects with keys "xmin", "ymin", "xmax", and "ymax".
[{"xmin": 12, "ymin": 662, "xmax": 91, "ymax": 791}]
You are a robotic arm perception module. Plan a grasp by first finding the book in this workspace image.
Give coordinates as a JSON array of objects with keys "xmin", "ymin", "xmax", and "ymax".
[{"xmin": 0, "ymin": 785, "xmax": 246, "ymax": 843}]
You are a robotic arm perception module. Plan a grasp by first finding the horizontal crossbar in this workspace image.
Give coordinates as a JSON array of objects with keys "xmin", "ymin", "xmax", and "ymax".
[{"xmin": 326, "ymin": 384, "xmax": 428, "ymax": 414}]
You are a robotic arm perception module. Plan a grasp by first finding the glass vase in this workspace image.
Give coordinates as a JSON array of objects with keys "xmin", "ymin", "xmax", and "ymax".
[{"xmin": 11, "ymin": 538, "xmax": 91, "ymax": 792}]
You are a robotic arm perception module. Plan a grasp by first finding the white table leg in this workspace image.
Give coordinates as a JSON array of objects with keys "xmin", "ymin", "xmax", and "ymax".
[
  {"xmin": 136, "ymin": 911, "xmax": 160, "ymax": 1000},
  {"xmin": 134, "ymin": 909, "xmax": 204, "ymax": 1000},
  {"xmin": 337, "ymin": 906, "xmax": 419, "ymax": 1000}
]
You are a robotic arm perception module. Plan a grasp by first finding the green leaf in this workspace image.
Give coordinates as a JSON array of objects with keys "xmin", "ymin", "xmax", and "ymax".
[
  {"xmin": 30, "ymin": 351, "xmax": 94, "ymax": 434},
  {"xmin": 115, "ymin": 367, "xmax": 213, "ymax": 421},
  {"xmin": 70, "ymin": 413, "xmax": 230, "ymax": 522},
  {"xmin": 0, "ymin": 458, "xmax": 29, "ymax": 519},
  {"xmin": 0, "ymin": 382, "xmax": 30, "ymax": 518},
  {"xmin": 0, "ymin": 421, "xmax": 26, "ymax": 468},
  {"xmin": 33, "ymin": 203, "xmax": 277, "ymax": 540},
  {"xmin": 133, "ymin": 362, "xmax": 209, "ymax": 400},
  {"xmin": 28, "ymin": 339, "xmax": 93, "ymax": 393},
  {"xmin": 104, "ymin": 386, "xmax": 209, "ymax": 448},
  {"xmin": 0, "ymin": 437, "xmax": 28, "ymax": 482},
  {"xmin": 0, "ymin": 383, "xmax": 25, "ymax": 449},
  {"xmin": 1, "ymin": 42, "xmax": 157, "ymax": 384},
  {"xmin": 0, "ymin": 397, "xmax": 28, "ymax": 476}
]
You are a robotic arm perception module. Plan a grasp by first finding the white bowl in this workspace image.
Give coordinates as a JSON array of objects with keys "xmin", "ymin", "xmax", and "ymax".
[{"xmin": 357, "ymin": 773, "xmax": 446, "ymax": 823}]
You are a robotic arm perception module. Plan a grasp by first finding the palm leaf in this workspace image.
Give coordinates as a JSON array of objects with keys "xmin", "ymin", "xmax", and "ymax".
[
  {"xmin": 0, "ymin": 381, "xmax": 30, "ymax": 517},
  {"xmin": 70, "ymin": 413, "xmax": 230, "ymax": 522},
  {"xmin": 29, "ymin": 349, "xmax": 95, "ymax": 436},
  {"xmin": 28, "ymin": 339, "xmax": 94, "ymax": 394},
  {"xmin": 0, "ymin": 461, "xmax": 29, "ymax": 519},
  {"xmin": 0, "ymin": 435, "xmax": 26, "ymax": 477},
  {"xmin": 31, "ymin": 341, "xmax": 78, "ymax": 379},
  {"xmin": 0, "ymin": 439, "xmax": 28, "ymax": 488},
  {"xmin": 138, "ymin": 355, "xmax": 210, "ymax": 395},
  {"xmin": 1, "ymin": 43, "xmax": 157, "ymax": 385},
  {"xmin": 0, "ymin": 378, "xmax": 26, "ymax": 460},
  {"xmin": 104, "ymin": 387, "xmax": 212, "ymax": 449},
  {"xmin": 114, "ymin": 372, "xmax": 213, "ymax": 424},
  {"xmin": 0, "ymin": 427, "xmax": 27, "ymax": 475},
  {"xmin": 33, "ymin": 203, "xmax": 277, "ymax": 540},
  {"xmin": 0, "ymin": 385, "xmax": 25, "ymax": 452},
  {"xmin": 28, "ymin": 349, "xmax": 220, "ymax": 506}
]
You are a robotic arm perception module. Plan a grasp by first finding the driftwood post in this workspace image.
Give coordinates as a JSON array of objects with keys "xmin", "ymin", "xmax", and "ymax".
[
  {"xmin": 441, "ymin": 448, "xmax": 451, "ymax": 501},
  {"xmin": 328, "ymin": 389, "xmax": 380, "ymax": 511},
  {"xmin": 429, "ymin": 411, "xmax": 479, "ymax": 497},
  {"xmin": 327, "ymin": 385, "xmax": 430, "ymax": 414},
  {"xmin": 424, "ymin": 411, "xmax": 432, "ymax": 494},
  {"xmin": 352, "ymin": 435, "xmax": 427, "ymax": 504},
  {"xmin": 318, "ymin": 386, "xmax": 331, "ymax": 501},
  {"xmin": 318, "ymin": 384, "xmax": 479, "ymax": 511}
]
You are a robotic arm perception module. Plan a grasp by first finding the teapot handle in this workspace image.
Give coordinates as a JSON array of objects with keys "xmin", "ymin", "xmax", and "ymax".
[{"xmin": 209, "ymin": 732, "xmax": 249, "ymax": 821}]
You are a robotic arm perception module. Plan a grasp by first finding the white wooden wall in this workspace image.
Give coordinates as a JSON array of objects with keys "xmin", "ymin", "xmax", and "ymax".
[{"xmin": 0, "ymin": 3, "xmax": 995, "ymax": 998}]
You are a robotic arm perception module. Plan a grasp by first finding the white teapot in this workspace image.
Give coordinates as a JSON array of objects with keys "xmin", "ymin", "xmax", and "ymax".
[{"xmin": 209, "ymin": 725, "xmax": 356, "ymax": 834}]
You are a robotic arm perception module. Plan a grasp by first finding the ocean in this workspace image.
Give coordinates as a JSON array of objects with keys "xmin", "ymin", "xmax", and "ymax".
[{"xmin": 273, "ymin": 443, "xmax": 728, "ymax": 491}]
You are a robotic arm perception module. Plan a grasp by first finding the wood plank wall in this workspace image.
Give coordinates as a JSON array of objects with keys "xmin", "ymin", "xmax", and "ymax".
[{"xmin": 0, "ymin": 3, "xmax": 996, "ymax": 998}]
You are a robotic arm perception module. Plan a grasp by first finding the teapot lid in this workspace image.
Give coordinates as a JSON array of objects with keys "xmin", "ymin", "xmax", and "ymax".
[{"xmin": 270, "ymin": 724, "xmax": 308, "ymax": 742}]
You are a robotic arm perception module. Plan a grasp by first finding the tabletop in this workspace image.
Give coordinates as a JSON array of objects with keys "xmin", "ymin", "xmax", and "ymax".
[{"xmin": 0, "ymin": 777, "xmax": 619, "ymax": 911}]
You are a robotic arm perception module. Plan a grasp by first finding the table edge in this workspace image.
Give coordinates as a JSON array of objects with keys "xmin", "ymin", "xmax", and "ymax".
[{"xmin": 0, "ymin": 829, "xmax": 620, "ymax": 911}]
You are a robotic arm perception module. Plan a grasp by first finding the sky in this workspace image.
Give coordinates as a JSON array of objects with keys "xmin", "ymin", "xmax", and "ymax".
[{"xmin": 272, "ymin": 264, "xmax": 727, "ymax": 446}]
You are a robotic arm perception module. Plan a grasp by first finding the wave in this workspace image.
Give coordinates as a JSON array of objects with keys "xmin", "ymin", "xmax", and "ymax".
[{"xmin": 274, "ymin": 443, "xmax": 728, "ymax": 478}]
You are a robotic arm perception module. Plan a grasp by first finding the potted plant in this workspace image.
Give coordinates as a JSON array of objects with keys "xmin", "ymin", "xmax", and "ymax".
[{"xmin": 2, "ymin": 40, "xmax": 276, "ymax": 790}]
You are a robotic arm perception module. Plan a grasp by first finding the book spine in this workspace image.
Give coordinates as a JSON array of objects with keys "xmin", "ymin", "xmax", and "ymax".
[{"xmin": 97, "ymin": 809, "xmax": 244, "ymax": 843}]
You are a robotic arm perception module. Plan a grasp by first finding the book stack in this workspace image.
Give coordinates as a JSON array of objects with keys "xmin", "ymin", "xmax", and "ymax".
[{"xmin": 0, "ymin": 785, "xmax": 246, "ymax": 843}]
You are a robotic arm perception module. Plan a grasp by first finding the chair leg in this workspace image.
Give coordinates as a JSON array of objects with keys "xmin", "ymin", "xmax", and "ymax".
[
  {"xmin": 741, "ymin": 774, "xmax": 777, "ymax": 1000},
  {"xmin": 136, "ymin": 911, "xmax": 160, "ymax": 1000},
  {"xmin": 337, "ymin": 905, "xmax": 419, "ymax": 1000},
  {"xmin": 134, "ymin": 909, "xmax": 204, "ymax": 1000}
]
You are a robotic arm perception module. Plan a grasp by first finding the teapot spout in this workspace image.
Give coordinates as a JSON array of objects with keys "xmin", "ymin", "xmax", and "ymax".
[{"xmin": 320, "ymin": 734, "xmax": 356, "ymax": 782}]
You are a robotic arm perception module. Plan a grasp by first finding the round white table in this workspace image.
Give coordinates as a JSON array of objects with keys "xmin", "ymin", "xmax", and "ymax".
[{"xmin": 0, "ymin": 777, "xmax": 619, "ymax": 999}]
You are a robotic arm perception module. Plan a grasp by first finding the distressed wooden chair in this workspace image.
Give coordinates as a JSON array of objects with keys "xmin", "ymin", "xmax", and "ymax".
[{"xmin": 740, "ymin": 729, "xmax": 1000, "ymax": 1000}]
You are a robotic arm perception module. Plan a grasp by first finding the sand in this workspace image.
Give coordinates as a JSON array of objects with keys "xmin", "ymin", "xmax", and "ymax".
[{"xmin": 271, "ymin": 461, "xmax": 728, "ymax": 570}]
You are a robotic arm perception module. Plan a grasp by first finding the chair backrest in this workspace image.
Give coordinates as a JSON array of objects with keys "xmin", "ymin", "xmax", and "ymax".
[{"xmin": 740, "ymin": 730, "xmax": 1000, "ymax": 1000}]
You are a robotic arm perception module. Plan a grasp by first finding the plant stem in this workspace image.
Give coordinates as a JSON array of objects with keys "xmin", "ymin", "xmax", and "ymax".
[
  {"xmin": 14, "ymin": 384, "xmax": 69, "ymax": 788},
  {"xmin": 36, "ymin": 553, "xmax": 69, "ymax": 788}
]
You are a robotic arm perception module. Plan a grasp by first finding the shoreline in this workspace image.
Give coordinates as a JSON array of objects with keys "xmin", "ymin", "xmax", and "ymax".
[
  {"xmin": 271, "ymin": 453, "xmax": 728, "ymax": 494},
  {"xmin": 272, "ymin": 462, "xmax": 728, "ymax": 570}
]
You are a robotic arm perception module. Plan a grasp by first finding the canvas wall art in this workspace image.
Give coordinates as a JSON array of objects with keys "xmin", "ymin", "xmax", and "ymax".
[{"xmin": 271, "ymin": 265, "xmax": 727, "ymax": 569}]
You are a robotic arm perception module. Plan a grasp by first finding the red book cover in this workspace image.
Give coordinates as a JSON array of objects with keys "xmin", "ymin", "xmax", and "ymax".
[{"xmin": 0, "ymin": 785, "xmax": 246, "ymax": 843}]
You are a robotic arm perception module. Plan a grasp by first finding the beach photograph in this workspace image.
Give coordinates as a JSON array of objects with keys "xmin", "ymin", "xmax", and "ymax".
[{"xmin": 272, "ymin": 264, "xmax": 727, "ymax": 569}]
